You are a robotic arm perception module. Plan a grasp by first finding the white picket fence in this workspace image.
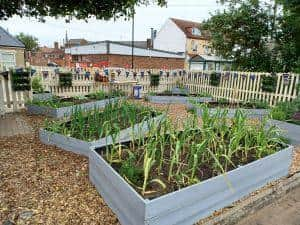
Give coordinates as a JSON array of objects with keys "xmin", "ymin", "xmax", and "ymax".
[
  {"xmin": 0, "ymin": 73, "xmax": 30, "ymax": 115},
  {"xmin": 1, "ymin": 66, "xmax": 299, "ymax": 114}
]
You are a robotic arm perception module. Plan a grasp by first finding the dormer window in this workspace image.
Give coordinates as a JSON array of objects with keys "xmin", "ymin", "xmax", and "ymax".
[{"xmin": 192, "ymin": 27, "xmax": 201, "ymax": 36}]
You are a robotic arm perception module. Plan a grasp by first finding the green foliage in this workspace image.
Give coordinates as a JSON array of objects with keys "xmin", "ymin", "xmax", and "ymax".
[
  {"xmin": 11, "ymin": 69, "xmax": 31, "ymax": 91},
  {"xmin": 31, "ymin": 76, "xmax": 44, "ymax": 93},
  {"xmin": 261, "ymin": 75, "xmax": 277, "ymax": 93},
  {"xmin": 104, "ymin": 104, "xmax": 286, "ymax": 197},
  {"xmin": 204, "ymin": 0, "xmax": 300, "ymax": 72},
  {"xmin": 150, "ymin": 74, "xmax": 160, "ymax": 87},
  {"xmin": 242, "ymin": 99, "xmax": 269, "ymax": 109},
  {"xmin": 44, "ymin": 100, "xmax": 160, "ymax": 141},
  {"xmin": 0, "ymin": 0, "xmax": 166, "ymax": 21},
  {"xmin": 209, "ymin": 72, "xmax": 221, "ymax": 86},
  {"xmin": 196, "ymin": 92, "xmax": 212, "ymax": 97},
  {"xmin": 15, "ymin": 33, "xmax": 39, "ymax": 51},
  {"xmin": 271, "ymin": 97, "xmax": 300, "ymax": 122},
  {"xmin": 59, "ymin": 72, "xmax": 72, "ymax": 87},
  {"xmin": 29, "ymin": 97, "xmax": 74, "ymax": 108}
]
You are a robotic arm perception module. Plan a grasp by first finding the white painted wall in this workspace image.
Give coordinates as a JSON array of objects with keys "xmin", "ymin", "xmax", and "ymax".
[
  {"xmin": 154, "ymin": 19, "xmax": 186, "ymax": 53},
  {"xmin": 109, "ymin": 43, "xmax": 184, "ymax": 58},
  {"xmin": 65, "ymin": 41, "xmax": 184, "ymax": 58},
  {"xmin": 65, "ymin": 42, "xmax": 107, "ymax": 55}
]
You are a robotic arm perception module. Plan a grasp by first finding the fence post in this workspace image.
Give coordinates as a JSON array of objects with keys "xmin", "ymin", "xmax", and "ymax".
[{"xmin": 0, "ymin": 75, "xmax": 5, "ymax": 115}]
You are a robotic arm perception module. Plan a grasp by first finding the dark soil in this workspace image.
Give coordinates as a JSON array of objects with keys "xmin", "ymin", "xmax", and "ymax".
[{"xmin": 95, "ymin": 133, "xmax": 284, "ymax": 200}]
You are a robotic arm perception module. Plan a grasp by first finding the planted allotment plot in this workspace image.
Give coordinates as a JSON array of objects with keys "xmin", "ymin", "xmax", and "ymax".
[
  {"xmin": 187, "ymin": 98, "xmax": 270, "ymax": 120},
  {"xmin": 90, "ymin": 105, "xmax": 293, "ymax": 225},
  {"xmin": 40, "ymin": 100, "xmax": 163, "ymax": 156},
  {"xmin": 26, "ymin": 89, "xmax": 125, "ymax": 118}
]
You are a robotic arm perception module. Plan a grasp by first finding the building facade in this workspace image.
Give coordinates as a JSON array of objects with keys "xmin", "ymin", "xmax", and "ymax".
[
  {"xmin": 65, "ymin": 41, "xmax": 184, "ymax": 69},
  {"xmin": 29, "ymin": 42, "xmax": 66, "ymax": 67},
  {"xmin": 154, "ymin": 18, "xmax": 231, "ymax": 70},
  {"xmin": 0, "ymin": 26, "xmax": 25, "ymax": 71}
]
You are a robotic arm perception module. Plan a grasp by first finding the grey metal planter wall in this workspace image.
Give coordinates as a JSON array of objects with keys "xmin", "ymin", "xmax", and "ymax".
[
  {"xmin": 171, "ymin": 87, "xmax": 189, "ymax": 96},
  {"xmin": 268, "ymin": 119, "xmax": 300, "ymax": 145},
  {"xmin": 27, "ymin": 97, "xmax": 121, "ymax": 118},
  {"xmin": 32, "ymin": 93, "xmax": 53, "ymax": 101},
  {"xmin": 189, "ymin": 105, "xmax": 270, "ymax": 120},
  {"xmin": 148, "ymin": 96, "xmax": 213, "ymax": 105},
  {"xmin": 89, "ymin": 145, "xmax": 293, "ymax": 225},
  {"xmin": 39, "ymin": 115, "xmax": 165, "ymax": 157}
]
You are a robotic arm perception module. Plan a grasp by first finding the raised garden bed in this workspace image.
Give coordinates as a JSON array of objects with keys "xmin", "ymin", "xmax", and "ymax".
[
  {"xmin": 267, "ymin": 119, "xmax": 300, "ymax": 145},
  {"xmin": 27, "ymin": 90, "xmax": 124, "ymax": 118},
  {"xmin": 147, "ymin": 95, "xmax": 213, "ymax": 104},
  {"xmin": 187, "ymin": 100, "xmax": 270, "ymax": 120},
  {"xmin": 40, "ymin": 101, "xmax": 164, "ymax": 156},
  {"xmin": 32, "ymin": 92, "xmax": 53, "ymax": 101},
  {"xmin": 89, "ymin": 108, "xmax": 293, "ymax": 225}
]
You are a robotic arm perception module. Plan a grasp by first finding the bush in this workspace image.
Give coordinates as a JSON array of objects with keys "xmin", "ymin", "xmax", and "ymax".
[{"xmin": 31, "ymin": 76, "xmax": 44, "ymax": 93}]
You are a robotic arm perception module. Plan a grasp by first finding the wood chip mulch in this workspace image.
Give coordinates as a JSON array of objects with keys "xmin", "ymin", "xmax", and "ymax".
[{"xmin": 0, "ymin": 107, "xmax": 299, "ymax": 225}]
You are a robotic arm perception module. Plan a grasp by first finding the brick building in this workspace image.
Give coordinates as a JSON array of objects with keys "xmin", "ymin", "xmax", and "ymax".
[
  {"xmin": 65, "ymin": 41, "xmax": 184, "ymax": 69},
  {"xmin": 29, "ymin": 42, "xmax": 66, "ymax": 66}
]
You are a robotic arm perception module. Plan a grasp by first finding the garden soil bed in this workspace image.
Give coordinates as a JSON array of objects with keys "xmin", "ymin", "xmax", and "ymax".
[
  {"xmin": 90, "ymin": 143, "xmax": 293, "ymax": 225},
  {"xmin": 1, "ymin": 111, "xmax": 299, "ymax": 225}
]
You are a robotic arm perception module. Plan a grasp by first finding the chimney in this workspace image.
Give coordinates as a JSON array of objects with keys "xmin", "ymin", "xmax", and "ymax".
[
  {"xmin": 146, "ymin": 39, "xmax": 152, "ymax": 49},
  {"xmin": 54, "ymin": 42, "xmax": 59, "ymax": 49}
]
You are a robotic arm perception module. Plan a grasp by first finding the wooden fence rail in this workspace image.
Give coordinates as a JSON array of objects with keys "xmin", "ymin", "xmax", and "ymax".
[{"xmin": 1, "ymin": 66, "xmax": 299, "ymax": 114}]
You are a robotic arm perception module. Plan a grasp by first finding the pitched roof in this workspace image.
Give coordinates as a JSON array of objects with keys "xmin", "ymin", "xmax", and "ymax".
[
  {"xmin": 170, "ymin": 18, "xmax": 209, "ymax": 40},
  {"xmin": 0, "ymin": 26, "xmax": 25, "ymax": 48}
]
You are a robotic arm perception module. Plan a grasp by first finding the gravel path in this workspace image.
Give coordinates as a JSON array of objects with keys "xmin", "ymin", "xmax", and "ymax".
[{"xmin": 0, "ymin": 108, "xmax": 299, "ymax": 225}]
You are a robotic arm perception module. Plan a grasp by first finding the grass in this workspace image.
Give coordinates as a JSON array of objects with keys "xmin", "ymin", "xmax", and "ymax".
[
  {"xmin": 98, "ymin": 104, "xmax": 286, "ymax": 199},
  {"xmin": 44, "ymin": 100, "xmax": 160, "ymax": 141}
]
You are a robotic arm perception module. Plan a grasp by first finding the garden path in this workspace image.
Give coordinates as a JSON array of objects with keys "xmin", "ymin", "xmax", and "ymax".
[
  {"xmin": 0, "ymin": 111, "xmax": 299, "ymax": 225},
  {"xmin": 0, "ymin": 113, "xmax": 32, "ymax": 137}
]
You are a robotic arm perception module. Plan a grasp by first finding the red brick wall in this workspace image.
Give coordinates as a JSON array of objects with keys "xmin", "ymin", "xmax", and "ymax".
[
  {"xmin": 68, "ymin": 54, "xmax": 184, "ymax": 69},
  {"xmin": 108, "ymin": 54, "xmax": 184, "ymax": 69}
]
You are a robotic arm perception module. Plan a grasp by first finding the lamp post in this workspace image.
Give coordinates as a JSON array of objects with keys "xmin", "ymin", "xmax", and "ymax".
[{"xmin": 131, "ymin": 7, "xmax": 135, "ymax": 69}]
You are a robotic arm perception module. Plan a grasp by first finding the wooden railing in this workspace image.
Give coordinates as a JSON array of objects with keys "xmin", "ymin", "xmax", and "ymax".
[
  {"xmin": 1, "ymin": 66, "xmax": 299, "ymax": 114},
  {"xmin": 0, "ymin": 73, "xmax": 30, "ymax": 114},
  {"xmin": 182, "ymin": 71, "xmax": 299, "ymax": 106}
]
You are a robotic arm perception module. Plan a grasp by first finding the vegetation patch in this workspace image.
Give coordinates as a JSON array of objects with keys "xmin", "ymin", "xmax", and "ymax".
[
  {"xmin": 44, "ymin": 100, "xmax": 160, "ymax": 141},
  {"xmin": 271, "ymin": 97, "xmax": 300, "ymax": 125},
  {"xmin": 150, "ymin": 74, "xmax": 160, "ymax": 86},
  {"xmin": 59, "ymin": 72, "xmax": 73, "ymax": 87},
  {"xmin": 261, "ymin": 75, "xmax": 277, "ymax": 93},
  {"xmin": 209, "ymin": 72, "xmax": 221, "ymax": 86},
  {"xmin": 97, "ymin": 105, "xmax": 286, "ymax": 199},
  {"xmin": 11, "ymin": 69, "xmax": 31, "ymax": 91}
]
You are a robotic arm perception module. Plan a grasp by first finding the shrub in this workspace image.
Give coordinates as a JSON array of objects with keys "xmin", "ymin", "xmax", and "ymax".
[{"xmin": 31, "ymin": 76, "xmax": 44, "ymax": 93}]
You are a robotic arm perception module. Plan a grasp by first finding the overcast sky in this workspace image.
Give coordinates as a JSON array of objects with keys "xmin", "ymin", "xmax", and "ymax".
[{"xmin": 0, "ymin": 0, "xmax": 223, "ymax": 47}]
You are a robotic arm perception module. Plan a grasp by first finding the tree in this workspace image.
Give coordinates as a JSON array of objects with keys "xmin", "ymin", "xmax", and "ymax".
[
  {"xmin": 204, "ymin": 0, "xmax": 271, "ymax": 71},
  {"xmin": 15, "ymin": 33, "xmax": 39, "ymax": 52},
  {"xmin": 0, "ymin": 0, "xmax": 166, "ymax": 21}
]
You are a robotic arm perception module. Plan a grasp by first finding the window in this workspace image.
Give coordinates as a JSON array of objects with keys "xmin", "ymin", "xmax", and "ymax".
[
  {"xmin": 0, "ymin": 51, "xmax": 16, "ymax": 70},
  {"xmin": 192, "ymin": 27, "xmax": 201, "ymax": 36}
]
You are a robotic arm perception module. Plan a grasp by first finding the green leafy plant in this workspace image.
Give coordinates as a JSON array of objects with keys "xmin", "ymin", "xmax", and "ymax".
[
  {"xmin": 209, "ymin": 72, "xmax": 221, "ymax": 86},
  {"xmin": 11, "ymin": 69, "xmax": 31, "ymax": 91},
  {"xmin": 261, "ymin": 75, "xmax": 277, "ymax": 93},
  {"xmin": 31, "ymin": 76, "xmax": 44, "ymax": 93},
  {"xmin": 150, "ymin": 74, "xmax": 160, "ymax": 87},
  {"xmin": 59, "ymin": 72, "xmax": 72, "ymax": 87}
]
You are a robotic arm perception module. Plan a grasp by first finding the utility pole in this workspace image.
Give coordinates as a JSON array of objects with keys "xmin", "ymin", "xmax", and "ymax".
[{"xmin": 131, "ymin": 8, "xmax": 135, "ymax": 69}]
